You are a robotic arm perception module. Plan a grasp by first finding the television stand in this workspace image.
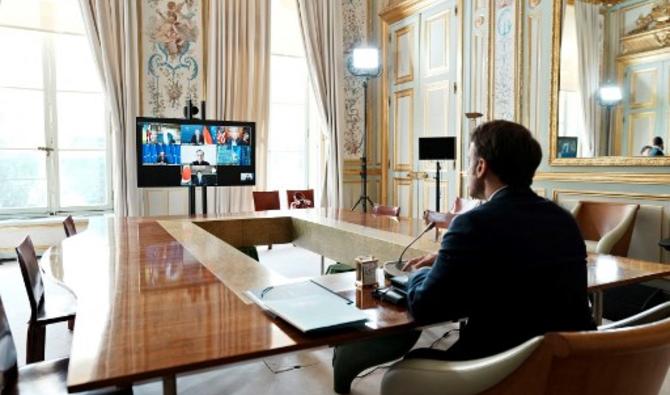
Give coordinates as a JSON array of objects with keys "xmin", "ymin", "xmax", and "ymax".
[{"xmin": 188, "ymin": 186, "xmax": 208, "ymax": 216}]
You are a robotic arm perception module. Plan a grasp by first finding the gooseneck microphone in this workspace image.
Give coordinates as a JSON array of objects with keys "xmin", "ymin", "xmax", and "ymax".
[{"xmin": 397, "ymin": 222, "xmax": 436, "ymax": 265}]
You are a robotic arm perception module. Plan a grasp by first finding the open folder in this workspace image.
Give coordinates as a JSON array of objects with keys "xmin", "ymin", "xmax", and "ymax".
[{"xmin": 245, "ymin": 280, "xmax": 368, "ymax": 333}]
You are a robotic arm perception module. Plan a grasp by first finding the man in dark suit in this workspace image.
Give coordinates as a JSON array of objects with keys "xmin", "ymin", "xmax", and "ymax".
[{"xmin": 332, "ymin": 120, "xmax": 594, "ymax": 393}]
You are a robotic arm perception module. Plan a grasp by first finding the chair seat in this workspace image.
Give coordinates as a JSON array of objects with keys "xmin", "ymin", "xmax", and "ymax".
[
  {"xmin": 12, "ymin": 358, "xmax": 130, "ymax": 394},
  {"xmin": 33, "ymin": 283, "xmax": 76, "ymax": 325}
]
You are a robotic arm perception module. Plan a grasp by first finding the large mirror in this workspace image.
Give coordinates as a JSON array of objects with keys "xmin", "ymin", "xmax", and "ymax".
[{"xmin": 551, "ymin": 0, "xmax": 670, "ymax": 165}]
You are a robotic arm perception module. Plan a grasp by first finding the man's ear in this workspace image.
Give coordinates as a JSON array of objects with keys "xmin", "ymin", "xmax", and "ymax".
[{"xmin": 476, "ymin": 157, "xmax": 487, "ymax": 178}]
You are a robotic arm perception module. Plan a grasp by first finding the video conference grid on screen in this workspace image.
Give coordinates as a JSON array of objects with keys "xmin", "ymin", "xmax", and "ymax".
[{"xmin": 138, "ymin": 119, "xmax": 255, "ymax": 187}]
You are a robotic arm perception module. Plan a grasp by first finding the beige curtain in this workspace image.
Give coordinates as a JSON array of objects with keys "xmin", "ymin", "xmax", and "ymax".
[
  {"xmin": 79, "ymin": 0, "xmax": 141, "ymax": 216},
  {"xmin": 296, "ymin": 0, "xmax": 345, "ymax": 209},
  {"xmin": 575, "ymin": 1, "xmax": 603, "ymax": 158},
  {"xmin": 207, "ymin": 0, "xmax": 270, "ymax": 213}
]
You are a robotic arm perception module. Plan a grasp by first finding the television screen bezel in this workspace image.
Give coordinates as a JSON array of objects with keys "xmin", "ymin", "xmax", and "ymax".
[
  {"xmin": 418, "ymin": 136, "xmax": 456, "ymax": 161},
  {"xmin": 136, "ymin": 116, "xmax": 256, "ymax": 188}
]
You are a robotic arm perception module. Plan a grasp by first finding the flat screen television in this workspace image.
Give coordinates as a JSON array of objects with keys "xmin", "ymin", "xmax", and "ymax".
[
  {"xmin": 136, "ymin": 117, "xmax": 256, "ymax": 187},
  {"xmin": 418, "ymin": 136, "xmax": 456, "ymax": 161}
]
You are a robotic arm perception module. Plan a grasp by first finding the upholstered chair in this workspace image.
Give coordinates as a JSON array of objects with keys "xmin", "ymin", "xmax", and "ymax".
[
  {"xmin": 371, "ymin": 204, "xmax": 401, "ymax": 217},
  {"xmin": 571, "ymin": 201, "xmax": 640, "ymax": 256},
  {"xmin": 382, "ymin": 304, "xmax": 670, "ymax": 395}
]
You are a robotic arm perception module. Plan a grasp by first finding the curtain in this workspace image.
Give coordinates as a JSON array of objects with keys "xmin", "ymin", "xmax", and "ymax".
[
  {"xmin": 79, "ymin": 0, "xmax": 141, "ymax": 216},
  {"xmin": 575, "ymin": 1, "xmax": 603, "ymax": 157},
  {"xmin": 207, "ymin": 0, "xmax": 270, "ymax": 214},
  {"xmin": 296, "ymin": 0, "xmax": 345, "ymax": 209}
]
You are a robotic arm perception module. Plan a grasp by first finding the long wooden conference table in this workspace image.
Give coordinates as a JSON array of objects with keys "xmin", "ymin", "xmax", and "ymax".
[{"xmin": 39, "ymin": 209, "xmax": 670, "ymax": 394}]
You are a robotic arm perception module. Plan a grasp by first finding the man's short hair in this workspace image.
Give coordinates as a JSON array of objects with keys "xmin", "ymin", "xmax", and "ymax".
[
  {"xmin": 653, "ymin": 136, "xmax": 664, "ymax": 148},
  {"xmin": 470, "ymin": 120, "xmax": 542, "ymax": 187},
  {"xmin": 196, "ymin": 149, "xmax": 204, "ymax": 155}
]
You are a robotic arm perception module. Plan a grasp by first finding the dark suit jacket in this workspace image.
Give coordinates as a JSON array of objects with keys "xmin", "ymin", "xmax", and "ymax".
[{"xmin": 407, "ymin": 186, "xmax": 595, "ymax": 360}]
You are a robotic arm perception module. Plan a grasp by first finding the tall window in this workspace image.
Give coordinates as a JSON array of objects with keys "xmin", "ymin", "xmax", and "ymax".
[
  {"xmin": 0, "ymin": 0, "xmax": 109, "ymax": 215},
  {"xmin": 268, "ymin": 0, "xmax": 322, "ymax": 206}
]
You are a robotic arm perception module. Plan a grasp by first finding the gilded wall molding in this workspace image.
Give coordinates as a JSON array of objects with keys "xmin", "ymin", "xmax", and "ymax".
[
  {"xmin": 551, "ymin": 188, "xmax": 670, "ymax": 203},
  {"xmin": 535, "ymin": 171, "xmax": 670, "ymax": 185},
  {"xmin": 548, "ymin": 0, "xmax": 670, "ymax": 166}
]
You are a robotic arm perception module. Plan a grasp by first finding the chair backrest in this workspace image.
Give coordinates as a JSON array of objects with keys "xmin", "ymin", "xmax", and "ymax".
[
  {"xmin": 63, "ymin": 215, "xmax": 77, "ymax": 237},
  {"xmin": 252, "ymin": 191, "xmax": 281, "ymax": 211},
  {"xmin": 573, "ymin": 201, "xmax": 640, "ymax": 256},
  {"xmin": 287, "ymin": 189, "xmax": 315, "ymax": 209},
  {"xmin": 423, "ymin": 210, "xmax": 454, "ymax": 229},
  {"xmin": 372, "ymin": 204, "xmax": 400, "ymax": 217},
  {"xmin": 0, "ymin": 295, "xmax": 18, "ymax": 391},
  {"xmin": 480, "ymin": 317, "xmax": 670, "ymax": 395},
  {"xmin": 15, "ymin": 236, "xmax": 44, "ymax": 320}
]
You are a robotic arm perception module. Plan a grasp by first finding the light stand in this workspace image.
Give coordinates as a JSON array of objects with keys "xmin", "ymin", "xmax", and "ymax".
[
  {"xmin": 184, "ymin": 99, "xmax": 208, "ymax": 216},
  {"xmin": 348, "ymin": 48, "xmax": 381, "ymax": 213},
  {"xmin": 598, "ymin": 84, "xmax": 622, "ymax": 156}
]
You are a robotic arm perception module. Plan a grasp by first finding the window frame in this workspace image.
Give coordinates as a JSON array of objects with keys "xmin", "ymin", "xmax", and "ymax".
[{"xmin": 0, "ymin": 23, "xmax": 112, "ymax": 217}]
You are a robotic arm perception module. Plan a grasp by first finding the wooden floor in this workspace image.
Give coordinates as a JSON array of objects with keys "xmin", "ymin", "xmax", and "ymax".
[{"xmin": 1, "ymin": 244, "xmax": 669, "ymax": 394}]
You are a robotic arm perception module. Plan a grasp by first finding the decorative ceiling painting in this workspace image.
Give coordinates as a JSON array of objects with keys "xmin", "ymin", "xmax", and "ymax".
[{"xmin": 140, "ymin": 0, "xmax": 204, "ymax": 117}]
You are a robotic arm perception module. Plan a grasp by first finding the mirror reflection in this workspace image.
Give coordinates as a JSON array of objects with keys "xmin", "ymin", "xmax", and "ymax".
[{"xmin": 557, "ymin": 0, "xmax": 670, "ymax": 159}]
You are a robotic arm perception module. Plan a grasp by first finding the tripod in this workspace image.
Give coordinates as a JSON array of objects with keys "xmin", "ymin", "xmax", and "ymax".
[{"xmin": 352, "ymin": 80, "xmax": 374, "ymax": 212}]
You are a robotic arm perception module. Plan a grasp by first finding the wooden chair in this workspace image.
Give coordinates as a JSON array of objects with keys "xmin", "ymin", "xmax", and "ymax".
[
  {"xmin": 252, "ymin": 191, "xmax": 280, "ymax": 211},
  {"xmin": 16, "ymin": 236, "xmax": 76, "ymax": 363},
  {"xmin": 371, "ymin": 204, "xmax": 400, "ymax": 217},
  {"xmin": 287, "ymin": 189, "xmax": 315, "ymax": 209},
  {"xmin": 63, "ymin": 215, "xmax": 77, "ymax": 237},
  {"xmin": 252, "ymin": 191, "xmax": 281, "ymax": 251},
  {"xmin": 0, "ymin": 294, "xmax": 129, "ymax": 394},
  {"xmin": 382, "ymin": 309, "xmax": 670, "ymax": 395},
  {"xmin": 571, "ymin": 201, "xmax": 640, "ymax": 256}
]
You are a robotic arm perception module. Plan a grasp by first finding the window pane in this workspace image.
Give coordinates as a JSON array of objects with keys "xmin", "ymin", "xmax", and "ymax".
[
  {"xmin": 57, "ymin": 92, "xmax": 105, "ymax": 149},
  {"xmin": 54, "ymin": 34, "xmax": 102, "ymax": 92},
  {"xmin": 270, "ymin": 55, "xmax": 307, "ymax": 104},
  {"xmin": 0, "ymin": 88, "xmax": 45, "ymax": 148},
  {"xmin": 58, "ymin": 150, "xmax": 107, "ymax": 207},
  {"xmin": 0, "ymin": 27, "xmax": 44, "ymax": 89},
  {"xmin": 0, "ymin": 150, "xmax": 47, "ymax": 209},
  {"xmin": 271, "ymin": 0, "xmax": 305, "ymax": 57},
  {"xmin": 269, "ymin": 103, "xmax": 306, "ymax": 151},
  {"xmin": 267, "ymin": 151, "xmax": 306, "ymax": 191}
]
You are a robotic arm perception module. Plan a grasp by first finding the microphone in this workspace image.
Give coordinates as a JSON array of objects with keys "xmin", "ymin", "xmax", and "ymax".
[{"xmin": 397, "ymin": 222, "xmax": 436, "ymax": 266}]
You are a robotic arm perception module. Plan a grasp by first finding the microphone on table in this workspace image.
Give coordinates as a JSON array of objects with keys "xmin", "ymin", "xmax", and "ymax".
[
  {"xmin": 375, "ymin": 222, "xmax": 437, "ymax": 304},
  {"xmin": 397, "ymin": 221, "xmax": 436, "ymax": 266}
]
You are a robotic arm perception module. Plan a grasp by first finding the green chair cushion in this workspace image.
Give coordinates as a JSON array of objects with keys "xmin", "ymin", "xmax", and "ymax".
[
  {"xmin": 326, "ymin": 262, "xmax": 356, "ymax": 274},
  {"xmin": 237, "ymin": 246, "xmax": 259, "ymax": 262}
]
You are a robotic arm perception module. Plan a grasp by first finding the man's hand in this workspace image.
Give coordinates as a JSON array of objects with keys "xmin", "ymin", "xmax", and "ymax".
[{"xmin": 402, "ymin": 253, "xmax": 437, "ymax": 271}]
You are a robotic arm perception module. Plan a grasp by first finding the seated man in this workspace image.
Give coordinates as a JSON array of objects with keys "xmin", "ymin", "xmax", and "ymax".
[{"xmin": 332, "ymin": 120, "xmax": 595, "ymax": 393}]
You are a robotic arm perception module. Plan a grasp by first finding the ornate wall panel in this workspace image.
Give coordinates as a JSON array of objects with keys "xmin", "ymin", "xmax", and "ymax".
[
  {"xmin": 140, "ymin": 0, "xmax": 204, "ymax": 117},
  {"xmin": 342, "ymin": 0, "xmax": 368, "ymax": 160},
  {"xmin": 490, "ymin": 0, "xmax": 521, "ymax": 121}
]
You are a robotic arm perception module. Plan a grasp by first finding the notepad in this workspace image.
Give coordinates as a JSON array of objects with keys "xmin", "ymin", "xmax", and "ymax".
[{"xmin": 245, "ymin": 280, "xmax": 368, "ymax": 333}]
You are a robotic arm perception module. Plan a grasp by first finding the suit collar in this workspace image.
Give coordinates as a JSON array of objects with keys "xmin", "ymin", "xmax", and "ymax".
[{"xmin": 488, "ymin": 186, "xmax": 535, "ymax": 202}]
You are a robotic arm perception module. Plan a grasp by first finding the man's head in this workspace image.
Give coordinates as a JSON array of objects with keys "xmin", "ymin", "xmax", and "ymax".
[
  {"xmin": 468, "ymin": 120, "xmax": 542, "ymax": 199},
  {"xmin": 195, "ymin": 149, "xmax": 204, "ymax": 161},
  {"xmin": 653, "ymin": 136, "xmax": 664, "ymax": 149},
  {"xmin": 194, "ymin": 129, "xmax": 201, "ymax": 136}
]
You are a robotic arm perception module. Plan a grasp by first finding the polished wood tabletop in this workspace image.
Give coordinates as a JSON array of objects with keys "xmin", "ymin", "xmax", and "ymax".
[{"xmin": 38, "ymin": 209, "xmax": 670, "ymax": 392}]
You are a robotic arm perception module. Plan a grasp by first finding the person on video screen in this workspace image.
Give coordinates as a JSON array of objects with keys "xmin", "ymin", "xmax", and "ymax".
[
  {"xmin": 190, "ymin": 128, "xmax": 205, "ymax": 145},
  {"xmin": 157, "ymin": 151, "xmax": 168, "ymax": 164},
  {"xmin": 191, "ymin": 149, "xmax": 210, "ymax": 165},
  {"xmin": 218, "ymin": 127, "xmax": 250, "ymax": 165}
]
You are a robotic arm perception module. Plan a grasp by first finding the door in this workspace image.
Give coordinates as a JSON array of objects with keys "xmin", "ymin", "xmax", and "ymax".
[{"xmin": 387, "ymin": 0, "xmax": 459, "ymax": 219}]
